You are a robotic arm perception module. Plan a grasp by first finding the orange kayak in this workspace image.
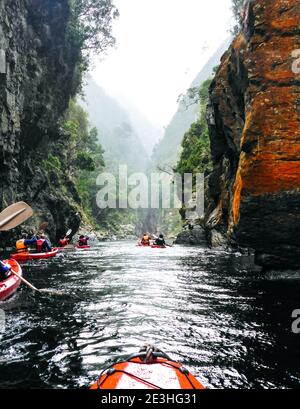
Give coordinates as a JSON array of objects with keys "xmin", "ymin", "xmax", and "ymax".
[{"xmin": 90, "ymin": 350, "xmax": 205, "ymax": 390}]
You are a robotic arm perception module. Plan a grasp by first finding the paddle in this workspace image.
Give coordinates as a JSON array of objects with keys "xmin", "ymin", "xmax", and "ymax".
[
  {"xmin": 38, "ymin": 221, "xmax": 49, "ymax": 232},
  {"xmin": 9, "ymin": 268, "xmax": 65, "ymax": 296},
  {"xmin": 0, "ymin": 202, "xmax": 33, "ymax": 231}
]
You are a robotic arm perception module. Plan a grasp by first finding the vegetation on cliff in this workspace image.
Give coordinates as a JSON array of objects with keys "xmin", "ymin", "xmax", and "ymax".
[
  {"xmin": 68, "ymin": 0, "xmax": 119, "ymax": 68},
  {"xmin": 40, "ymin": 100, "xmax": 105, "ymax": 227},
  {"xmin": 0, "ymin": 0, "xmax": 120, "ymax": 244},
  {"xmin": 231, "ymin": 0, "xmax": 244, "ymax": 33},
  {"xmin": 176, "ymin": 79, "xmax": 213, "ymax": 184}
]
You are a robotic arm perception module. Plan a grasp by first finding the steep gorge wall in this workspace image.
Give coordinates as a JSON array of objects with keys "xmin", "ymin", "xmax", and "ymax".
[
  {"xmin": 0, "ymin": 0, "xmax": 82, "ymax": 244},
  {"xmin": 205, "ymin": 0, "xmax": 300, "ymax": 268}
]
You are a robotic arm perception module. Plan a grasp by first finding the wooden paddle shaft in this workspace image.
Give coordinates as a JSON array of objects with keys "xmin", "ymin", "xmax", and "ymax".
[{"xmin": 10, "ymin": 268, "xmax": 40, "ymax": 292}]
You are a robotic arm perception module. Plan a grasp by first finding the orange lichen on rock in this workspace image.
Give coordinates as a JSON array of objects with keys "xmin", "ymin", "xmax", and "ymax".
[
  {"xmin": 207, "ymin": 0, "xmax": 300, "ymax": 266},
  {"xmin": 231, "ymin": 0, "xmax": 300, "ymax": 228}
]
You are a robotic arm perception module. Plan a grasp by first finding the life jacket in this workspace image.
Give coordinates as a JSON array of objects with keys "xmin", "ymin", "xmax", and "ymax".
[
  {"xmin": 141, "ymin": 235, "xmax": 150, "ymax": 244},
  {"xmin": 16, "ymin": 239, "xmax": 28, "ymax": 253},
  {"xmin": 78, "ymin": 237, "xmax": 88, "ymax": 246},
  {"xmin": 59, "ymin": 238, "xmax": 68, "ymax": 247},
  {"xmin": 36, "ymin": 239, "xmax": 46, "ymax": 253}
]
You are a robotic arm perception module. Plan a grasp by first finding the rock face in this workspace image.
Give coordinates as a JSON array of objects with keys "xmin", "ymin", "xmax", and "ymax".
[
  {"xmin": 205, "ymin": 0, "xmax": 300, "ymax": 268},
  {"xmin": 175, "ymin": 225, "xmax": 207, "ymax": 246},
  {"xmin": 0, "ymin": 0, "xmax": 81, "ymax": 245}
]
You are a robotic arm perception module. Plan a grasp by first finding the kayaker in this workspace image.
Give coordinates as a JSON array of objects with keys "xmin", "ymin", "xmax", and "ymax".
[
  {"xmin": 141, "ymin": 233, "xmax": 151, "ymax": 246},
  {"xmin": 59, "ymin": 236, "xmax": 70, "ymax": 247},
  {"xmin": 36, "ymin": 234, "xmax": 52, "ymax": 253},
  {"xmin": 154, "ymin": 234, "xmax": 166, "ymax": 247},
  {"xmin": 0, "ymin": 261, "xmax": 11, "ymax": 281},
  {"xmin": 78, "ymin": 235, "xmax": 89, "ymax": 246},
  {"xmin": 15, "ymin": 233, "xmax": 37, "ymax": 253}
]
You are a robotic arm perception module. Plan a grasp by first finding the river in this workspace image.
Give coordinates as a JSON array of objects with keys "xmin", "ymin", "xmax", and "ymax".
[{"xmin": 0, "ymin": 241, "xmax": 299, "ymax": 389}]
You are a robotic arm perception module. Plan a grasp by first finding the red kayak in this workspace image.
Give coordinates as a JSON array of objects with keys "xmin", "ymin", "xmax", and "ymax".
[
  {"xmin": 151, "ymin": 245, "xmax": 166, "ymax": 249},
  {"xmin": 0, "ymin": 259, "xmax": 22, "ymax": 301},
  {"xmin": 90, "ymin": 348, "xmax": 205, "ymax": 390},
  {"xmin": 11, "ymin": 248, "xmax": 58, "ymax": 262},
  {"xmin": 75, "ymin": 245, "xmax": 91, "ymax": 250},
  {"xmin": 58, "ymin": 245, "xmax": 75, "ymax": 252},
  {"xmin": 137, "ymin": 242, "xmax": 150, "ymax": 247}
]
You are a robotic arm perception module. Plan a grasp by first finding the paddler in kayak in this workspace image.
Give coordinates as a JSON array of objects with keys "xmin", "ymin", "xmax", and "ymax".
[
  {"xmin": 15, "ymin": 233, "xmax": 37, "ymax": 253},
  {"xmin": 59, "ymin": 236, "xmax": 70, "ymax": 247},
  {"xmin": 0, "ymin": 260, "xmax": 11, "ymax": 281},
  {"xmin": 154, "ymin": 234, "xmax": 166, "ymax": 247},
  {"xmin": 140, "ymin": 233, "xmax": 151, "ymax": 246},
  {"xmin": 35, "ymin": 234, "xmax": 52, "ymax": 253},
  {"xmin": 78, "ymin": 235, "xmax": 89, "ymax": 247}
]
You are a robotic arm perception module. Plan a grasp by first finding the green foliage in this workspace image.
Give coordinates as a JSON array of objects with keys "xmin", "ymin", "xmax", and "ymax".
[
  {"xmin": 42, "ymin": 100, "xmax": 105, "ymax": 221},
  {"xmin": 176, "ymin": 122, "xmax": 212, "ymax": 176},
  {"xmin": 175, "ymin": 79, "xmax": 213, "ymax": 178},
  {"xmin": 62, "ymin": 100, "xmax": 105, "ymax": 216},
  {"xmin": 68, "ymin": 0, "xmax": 119, "ymax": 68},
  {"xmin": 62, "ymin": 100, "xmax": 105, "ymax": 172},
  {"xmin": 42, "ymin": 153, "xmax": 62, "ymax": 173},
  {"xmin": 231, "ymin": 0, "xmax": 244, "ymax": 34},
  {"xmin": 75, "ymin": 151, "xmax": 96, "ymax": 171}
]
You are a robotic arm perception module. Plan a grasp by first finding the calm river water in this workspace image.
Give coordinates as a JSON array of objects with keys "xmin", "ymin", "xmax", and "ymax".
[{"xmin": 0, "ymin": 241, "xmax": 299, "ymax": 389}]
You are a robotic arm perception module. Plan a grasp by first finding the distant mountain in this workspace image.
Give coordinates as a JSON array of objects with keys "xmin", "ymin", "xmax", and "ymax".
[
  {"xmin": 152, "ymin": 37, "xmax": 232, "ymax": 168},
  {"xmin": 113, "ymin": 97, "xmax": 163, "ymax": 155},
  {"xmin": 80, "ymin": 77, "xmax": 149, "ymax": 173}
]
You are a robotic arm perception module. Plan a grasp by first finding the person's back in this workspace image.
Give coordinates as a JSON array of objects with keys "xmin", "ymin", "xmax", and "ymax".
[
  {"xmin": 155, "ymin": 234, "xmax": 166, "ymax": 246},
  {"xmin": 36, "ymin": 235, "xmax": 52, "ymax": 253},
  {"xmin": 141, "ymin": 234, "xmax": 150, "ymax": 245},
  {"xmin": 59, "ymin": 237, "xmax": 69, "ymax": 247},
  {"xmin": 78, "ymin": 235, "xmax": 89, "ymax": 246}
]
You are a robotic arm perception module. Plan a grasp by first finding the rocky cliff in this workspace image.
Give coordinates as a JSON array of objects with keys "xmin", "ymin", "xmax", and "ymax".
[
  {"xmin": 205, "ymin": 0, "xmax": 300, "ymax": 268},
  {"xmin": 0, "ymin": 0, "xmax": 82, "ymax": 245}
]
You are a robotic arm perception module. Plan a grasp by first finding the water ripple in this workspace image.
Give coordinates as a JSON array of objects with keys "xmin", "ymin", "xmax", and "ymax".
[{"xmin": 0, "ymin": 241, "xmax": 300, "ymax": 389}]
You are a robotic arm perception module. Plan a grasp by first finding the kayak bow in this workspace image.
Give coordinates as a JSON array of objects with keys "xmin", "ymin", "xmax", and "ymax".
[
  {"xmin": 0, "ymin": 259, "xmax": 22, "ymax": 301},
  {"xmin": 90, "ymin": 349, "xmax": 205, "ymax": 390}
]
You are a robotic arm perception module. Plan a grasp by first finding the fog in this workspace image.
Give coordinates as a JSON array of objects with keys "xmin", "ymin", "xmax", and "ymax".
[{"xmin": 91, "ymin": 0, "xmax": 233, "ymax": 131}]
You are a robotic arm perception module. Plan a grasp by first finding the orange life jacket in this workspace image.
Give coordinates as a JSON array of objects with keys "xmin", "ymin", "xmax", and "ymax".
[
  {"xmin": 36, "ymin": 239, "xmax": 45, "ymax": 253},
  {"xmin": 16, "ymin": 239, "xmax": 27, "ymax": 253}
]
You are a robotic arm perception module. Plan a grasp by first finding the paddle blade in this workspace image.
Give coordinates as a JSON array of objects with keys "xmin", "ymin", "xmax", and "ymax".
[
  {"xmin": 39, "ymin": 289, "xmax": 66, "ymax": 296},
  {"xmin": 0, "ymin": 202, "xmax": 33, "ymax": 231},
  {"xmin": 66, "ymin": 229, "xmax": 72, "ymax": 237},
  {"xmin": 38, "ymin": 221, "xmax": 49, "ymax": 232}
]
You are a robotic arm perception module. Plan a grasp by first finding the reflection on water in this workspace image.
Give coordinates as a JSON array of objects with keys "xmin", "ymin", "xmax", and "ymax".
[{"xmin": 0, "ymin": 241, "xmax": 300, "ymax": 389}]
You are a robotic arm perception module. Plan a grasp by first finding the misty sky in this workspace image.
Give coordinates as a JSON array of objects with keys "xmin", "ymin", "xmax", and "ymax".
[{"xmin": 92, "ymin": 0, "xmax": 233, "ymax": 129}]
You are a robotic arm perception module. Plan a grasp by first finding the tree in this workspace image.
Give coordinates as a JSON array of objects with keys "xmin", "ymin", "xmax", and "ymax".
[
  {"xmin": 231, "ymin": 0, "xmax": 245, "ymax": 34},
  {"xmin": 63, "ymin": 99, "xmax": 105, "ymax": 175},
  {"xmin": 68, "ymin": 0, "xmax": 119, "ymax": 65}
]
